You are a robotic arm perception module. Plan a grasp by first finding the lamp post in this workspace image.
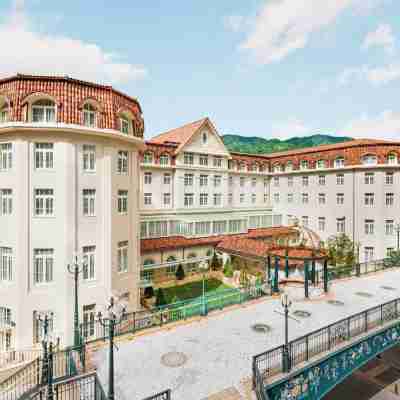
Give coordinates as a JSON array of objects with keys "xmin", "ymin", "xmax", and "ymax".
[
  {"xmin": 396, "ymin": 224, "xmax": 400, "ymax": 251},
  {"xmin": 97, "ymin": 297, "xmax": 126, "ymax": 400},
  {"xmin": 281, "ymin": 293, "xmax": 292, "ymax": 373},
  {"xmin": 67, "ymin": 254, "xmax": 86, "ymax": 347},
  {"xmin": 36, "ymin": 312, "xmax": 53, "ymax": 385},
  {"xmin": 199, "ymin": 260, "xmax": 209, "ymax": 316}
]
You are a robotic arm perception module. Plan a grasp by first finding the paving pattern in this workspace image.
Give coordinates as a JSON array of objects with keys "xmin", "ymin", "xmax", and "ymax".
[{"xmin": 93, "ymin": 270, "xmax": 400, "ymax": 400}]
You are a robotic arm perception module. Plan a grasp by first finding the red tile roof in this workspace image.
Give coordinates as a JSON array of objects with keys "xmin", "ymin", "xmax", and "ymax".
[{"xmin": 216, "ymin": 237, "xmax": 271, "ymax": 260}]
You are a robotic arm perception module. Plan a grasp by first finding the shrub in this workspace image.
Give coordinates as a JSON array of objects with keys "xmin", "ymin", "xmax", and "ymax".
[
  {"xmin": 223, "ymin": 261, "xmax": 234, "ymax": 278},
  {"xmin": 144, "ymin": 286, "xmax": 154, "ymax": 298},
  {"xmin": 210, "ymin": 253, "xmax": 220, "ymax": 271},
  {"xmin": 155, "ymin": 288, "xmax": 167, "ymax": 307},
  {"xmin": 175, "ymin": 264, "xmax": 185, "ymax": 280}
]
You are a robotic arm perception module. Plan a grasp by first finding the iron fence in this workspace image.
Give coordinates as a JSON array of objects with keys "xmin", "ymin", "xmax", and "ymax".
[
  {"xmin": 81, "ymin": 284, "xmax": 267, "ymax": 343},
  {"xmin": 253, "ymin": 297, "xmax": 400, "ymax": 399},
  {"xmin": 142, "ymin": 389, "xmax": 171, "ymax": 400}
]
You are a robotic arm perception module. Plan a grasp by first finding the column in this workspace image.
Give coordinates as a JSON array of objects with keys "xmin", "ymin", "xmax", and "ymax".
[
  {"xmin": 323, "ymin": 259, "xmax": 328, "ymax": 293},
  {"xmin": 311, "ymin": 260, "xmax": 316, "ymax": 285},
  {"xmin": 285, "ymin": 250, "xmax": 289, "ymax": 279},
  {"xmin": 304, "ymin": 260, "xmax": 309, "ymax": 298},
  {"xmin": 273, "ymin": 256, "xmax": 280, "ymax": 294}
]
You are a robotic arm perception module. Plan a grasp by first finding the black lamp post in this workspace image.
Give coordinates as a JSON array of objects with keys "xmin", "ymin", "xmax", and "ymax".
[
  {"xmin": 199, "ymin": 260, "xmax": 209, "ymax": 316},
  {"xmin": 67, "ymin": 254, "xmax": 85, "ymax": 347},
  {"xmin": 36, "ymin": 312, "xmax": 53, "ymax": 385},
  {"xmin": 281, "ymin": 293, "xmax": 292, "ymax": 373},
  {"xmin": 97, "ymin": 297, "xmax": 126, "ymax": 400}
]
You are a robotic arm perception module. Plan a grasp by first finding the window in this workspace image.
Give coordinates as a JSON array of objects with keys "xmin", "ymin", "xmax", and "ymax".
[
  {"xmin": 364, "ymin": 247, "xmax": 374, "ymax": 262},
  {"xmin": 318, "ymin": 217, "xmax": 326, "ymax": 232},
  {"xmin": 386, "ymin": 172, "xmax": 394, "ymax": 185},
  {"xmin": 166, "ymin": 256, "xmax": 176, "ymax": 276},
  {"xmin": 335, "ymin": 157, "xmax": 345, "ymax": 168},
  {"xmin": 33, "ymin": 249, "xmax": 54, "ymax": 284},
  {"xmin": 362, "ymin": 154, "xmax": 377, "ymax": 165},
  {"xmin": 0, "ymin": 103, "xmax": 9, "ymax": 123},
  {"xmin": 240, "ymin": 177, "xmax": 245, "ymax": 187},
  {"xmin": 273, "ymin": 176, "xmax": 279, "ymax": 187},
  {"xmin": 300, "ymin": 160, "xmax": 308, "ymax": 170},
  {"xmin": 387, "ymin": 153, "xmax": 398, "ymax": 165},
  {"xmin": 336, "ymin": 174, "xmax": 344, "ymax": 185},
  {"xmin": 318, "ymin": 193, "xmax": 326, "ymax": 205},
  {"xmin": 117, "ymin": 190, "xmax": 128, "ymax": 214},
  {"xmin": 0, "ymin": 247, "xmax": 12, "ymax": 282},
  {"xmin": 273, "ymin": 164, "xmax": 282, "ymax": 173},
  {"xmin": 365, "ymin": 219, "xmax": 374, "ymax": 235},
  {"xmin": 141, "ymin": 268, "xmax": 154, "ymax": 282},
  {"xmin": 274, "ymin": 193, "xmax": 280, "ymax": 203},
  {"xmin": 32, "ymin": 99, "xmax": 56, "ymax": 123},
  {"xmin": 83, "ymin": 304, "xmax": 96, "ymax": 338},
  {"xmin": 240, "ymin": 193, "xmax": 245, "ymax": 203},
  {"xmin": 387, "ymin": 248, "xmax": 395, "ymax": 257},
  {"xmin": 0, "ymin": 143, "xmax": 12, "ymax": 171},
  {"xmin": 82, "ymin": 145, "xmax": 96, "ymax": 172},
  {"xmin": 287, "ymin": 193, "xmax": 293, "ymax": 203},
  {"xmin": 252, "ymin": 177, "xmax": 257, "ymax": 187},
  {"xmin": 364, "ymin": 172, "xmax": 374, "ymax": 185},
  {"xmin": 163, "ymin": 193, "xmax": 171, "ymax": 206},
  {"xmin": 229, "ymin": 176, "xmax": 233, "ymax": 187},
  {"xmin": 286, "ymin": 161, "xmax": 293, "ymax": 171},
  {"xmin": 213, "ymin": 156, "xmax": 222, "ymax": 168},
  {"xmin": 83, "ymin": 189, "xmax": 96, "ymax": 216},
  {"xmin": 117, "ymin": 241, "xmax": 128, "ymax": 273},
  {"xmin": 229, "ymin": 193, "xmax": 233, "ymax": 204},
  {"xmin": 263, "ymin": 193, "xmax": 268, "ymax": 203},
  {"xmin": 184, "ymin": 173, "xmax": 193, "ymax": 186},
  {"xmin": 302, "ymin": 193, "xmax": 309, "ymax": 204},
  {"xmin": 287, "ymin": 176, "xmax": 293, "ymax": 187},
  {"xmin": 302, "ymin": 176, "xmax": 309, "ymax": 186},
  {"xmin": 0, "ymin": 307, "xmax": 11, "ymax": 326},
  {"xmin": 264, "ymin": 178, "xmax": 268, "ymax": 188},
  {"xmin": 302, "ymin": 216, "xmax": 309, "ymax": 227},
  {"xmin": 0, "ymin": 189, "xmax": 12, "ymax": 215},
  {"xmin": 318, "ymin": 175, "xmax": 326, "ymax": 186},
  {"xmin": 184, "ymin": 152, "xmax": 194, "ymax": 165},
  {"xmin": 337, "ymin": 218, "xmax": 345, "ymax": 233},
  {"xmin": 34, "ymin": 189, "xmax": 54, "ymax": 216},
  {"xmin": 117, "ymin": 151, "xmax": 129, "ymax": 174},
  {"xmin": 251, "ymin": 193, "xmax": 256, "ymax": 204},
  {"xmin": 214, "ymin": 175, "xmax": 222, "ymax": 187},
  {"xmin": 34, "ymin": 143, "xmax": 54, "ymax": 169},
  {"xmin": 336, "ymin": 193, "xmax": 344, "ymax": 205},
  {"xmin": 83, "ymin": 246, "xmax": 95, "ymax": 280},
  {"xmin": 148, "ymin": 221, "xmax": 167, "ymax": 237},
  {"xmin": 385, "ymin": 220, "xmax": 394, "ymax": 235},
  {"xmin": 202, "ymin": 131, "xmax": 208, "ymax": 144},
  {"xmin": 239, "ymin": 162, "xmax": 246, "ymax": 171},
  {"xmin": 214, "ymin": 193, "xmax": 222, "ymax": 206},
  {"xmin": 144, "ymin": 193, "xmax": 152, "ymax": 205},
  {"xmin": 195, "ymin": 222, "xmax": 211, "ymax": 236},
  {"xmin": 83, "ymin": 103, "xmax": 96, "ymax": 127},
  {"xmin": 386, "ymin": 193, "xmax": 394, "ymax": 206},
  {"xmin": 200, "ymin": 193, "xmax": 208, "ymax": 206},
  {"xmin": 120, "ymin": 117, "xmax": 131, "ymax": 134},
  {"xmin": 199, "ymin": 154, "xmax": 208, "ymax": 166},
  {"xmin": 317, "ymin": 160, "xmax": 326, "ymax": 169},
  {"xmin": 143, "ymin": 152, "xmax": 153, "ymax": 164},
  {"xmin": 184, "ymin": 193, "xmax": 194, "ymax": 207},
  {"xmin": 144, "ymin": 172, "xmax": 152, "ymax": 184},
  {"xmin": 33, "ymin": 311, "xmax": 54, "ymax": 343},
  {"xmin": 159, "ymin": 154, "xmax": 169, "ymax": 165},
  {"xmin": 213, "ymin": 221, "xmax": 227, "ymax": 235},
  {"xmin": 163, "ymin": 173, "xmax": 171, "ymax": 185},
  {"xmin": 364, "ymin": 193, "xmax": 374, "ymax": 206}
]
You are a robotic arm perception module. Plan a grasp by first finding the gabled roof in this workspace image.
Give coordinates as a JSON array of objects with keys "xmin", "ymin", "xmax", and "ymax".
[{"xmin": 148, "ymin": 117, "xmax": 226, "ymax": 155}]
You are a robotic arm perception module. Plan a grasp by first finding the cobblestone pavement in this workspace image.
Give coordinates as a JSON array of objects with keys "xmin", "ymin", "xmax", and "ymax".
[{"xmin": 93, "ymin": 270, "xmax": 400, "ymax": 400}]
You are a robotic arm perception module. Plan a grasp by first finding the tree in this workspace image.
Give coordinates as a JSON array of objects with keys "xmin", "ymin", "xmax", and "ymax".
[
  {"xmin": 326, "ymin": 234, "xmax": 357, "ymax": 267},
  {"xmin": 175, "ymin": 264, "xmax": 185, "ymax": 280},
  {"xmin": 210, "ymin": 253, "xmax": 221, "ymax": 271},
  {"xmin": 384, "ymin": 250, "xmax": 400, "ymax": 267},
  {"xmin": 155, "ymin": 288, "xmax": 167, "ymax": 307},
  {"xmin": 223, "ymin": 261, "xmax": 233, "ymax": 278}
]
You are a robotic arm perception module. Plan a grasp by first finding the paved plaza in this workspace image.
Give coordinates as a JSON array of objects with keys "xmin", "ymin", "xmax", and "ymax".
[{"xmin": 93, "ymin": 270, "xmax": 400, "ymax": 400}]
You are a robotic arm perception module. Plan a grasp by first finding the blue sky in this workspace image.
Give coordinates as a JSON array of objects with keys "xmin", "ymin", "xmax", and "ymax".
[{"xmin": 1, "ymin": 0, "xmax": 400, "ymax": 140}]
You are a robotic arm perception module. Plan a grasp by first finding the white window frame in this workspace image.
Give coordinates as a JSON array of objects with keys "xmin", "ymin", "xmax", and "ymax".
[
  {"xmin": 83, "ymin": 189, "xmax": 96, "ymax": 216},
  {"xmin": 144, "ymin": 193, "xmax": 152, "ymax": 205},
  {"xmin": 385, "ymin": 220, "xmax": 394, "ymax": 235},
  {"xmin": 386, "ymin": 193, "xmax": 394, "ymax": 206},
  {"xmin": 83, "ymin": 246, "xmax": 96, "ymax": 281},
  {"xmin": 163, "ymin": 193, "xmax": 171, "ymax": 206},
  {"xmin": 199, "ymin": 154, "xmax": 208, "ymax": 166},
  {"xmin": 34, "ymin": 143, "xmax": 54, "ymax": 170},
  {"xmin": 120, "ymin": 117, "xmax": 131, "ymax": 135},
  {"xmin": 318, "ymin": 193, "xmax": 326, "ymax": 205},
  {"xmin": 200, "ymin": 175, "xmax": 208, "ymax": 187},
  {"xmin": 214, "ymin": 193, "xmax": 222, "ymax": 206},
  {"xmin": 200, "ymin": 193, "xmax": 208, "ymax": 206},
  {"xmin": 34, "ymin": 189, "xmax": 54, "ymax": 217},
  {"xmin": 159, "ymin": 154, "xmax": 169, "ymax": 165},
  {"xmin": 318, "ymin": 217, "xmax": 326, "ymax": 232},
  {"xmin": 117, "ymin": 151, "xmax": 129, "ymax": 174},
  {"xmin": 336, "ymin": 193, "xmax": 344, "ymax": 205},
  {"xmin": 117, "ymin": 190, "xmax": 128, "ymax": 214},
  {"xmin": 0, "ymin": 189, "xmax": 12, "ymax": 216},
  {"xmin": 364, "ymin": 193, "xmax": 374, "ymax": 206},
  {"xmin": 365, "ymin": 219, "xmax": 375, "ymax": 235},
  {"xmin": 184, "ymin": 153, "xmax": 194, "ymax": 165},
  {"xmin": 184, "ymin": 193, "xmax": 194, "ymax": 207},
  {"xmin": 336, "ymin": 218, "xmax": 345, "ymax": 233},
  {"xmin": 0, "ymin": 143, "xmax": 12, "ymax": 171},
  {"xmin": 83, "ymin": 103, "xmax": 97, "ymax": 128},
  {"xmin": 117, "ymin": 241, "xmax": 128, "ymax": 273},
  {"xmin": 0, "ymin": 247, "xmax": 12, "ymax": 282},
  {"xmin": 163, "ymin": 173, "xmax": 171, "ymax": 185},
  {"xmin": 143, "ymin": 152, "xmax": 153, "ymax": 164},
  {"xmin": 386, "ymin": 172, "xmax": 394, "ymax": 185},
  {"xmin": 184, "ymin": 173, "xmax": 194, "ymax": 186},
  {"xmin": 144, "ymin": 172, "xmax": 152, "ymax": 185},
  {"xmin": 364, "ymin": 172, "xmax": 374, "ymax": 185},
  {"xmin": 31, "ymin": 100, "xmax": 56, "ymax": 123},
  {"xmin": 82, "ymin": 145, "xmax": 96, "ymax": 172},
  {"xmin": 33, "ymin": 249, "xmax": 54, "ymax": 284}
]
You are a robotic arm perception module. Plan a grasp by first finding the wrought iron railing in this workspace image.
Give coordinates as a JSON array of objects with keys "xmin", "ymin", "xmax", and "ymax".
[
  {"xmin": 328, "ymin": 258, "xmax": 395, "ymax": 280},
  {"xmin": 253, "ymin": 297, "xmax": 400, "ymax": 400},
  {"xmin": 142, "ymin": 389, "xmax": 172, "ymax": 400}
]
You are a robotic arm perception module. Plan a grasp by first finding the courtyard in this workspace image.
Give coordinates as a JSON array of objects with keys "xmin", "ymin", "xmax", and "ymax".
[{"xmin": 93, "ymin": 269, "xmax": 400, "ymax": 400}]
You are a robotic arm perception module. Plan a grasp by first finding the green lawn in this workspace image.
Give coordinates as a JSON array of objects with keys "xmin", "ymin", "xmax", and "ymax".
[{"xmin": 162, "ymin": 278, "xmax": 231, "ymax": 304}]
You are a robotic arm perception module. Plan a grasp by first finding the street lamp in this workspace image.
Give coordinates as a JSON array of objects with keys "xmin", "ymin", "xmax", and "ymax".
[
  {"xmin": 67, "ymin": 253, "xmax": 86, "ymax": 347},
  {"xmin": 281, "ymin": 293, "xmax": 292, "ymax": 373},
  {"xmin": 199, "ymin": 260, "xmax": 209, "ymax": 316},
  {"xmin": 97, "ymin": 296, "xmax": 127, "ymax": 400},
  {"xmin": 396, "ymin": 224, "xmax": 400, "ymax": 251},
  {"xmin": 36, "ymin": 311, "xmax": 53, "ymax": 385}
]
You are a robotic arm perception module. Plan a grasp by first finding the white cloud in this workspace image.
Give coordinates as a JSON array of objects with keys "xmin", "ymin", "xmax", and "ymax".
[
  {"xmin": 238, "ymin": 0, "xmax": 384, "ymax": 64},
  {"xmin": 343, "ymin": 110, "xmax": 400, "ymax": 139},
  {"xmin": 338, "ymin": 63, "xmax": 400, "ymax": 86},
  {"xmin": 362, "ymin": 24, "xmax": 395, "ymax": 54},
  {"xmin": 223, "ymin": 15, "xmax": 245, "ymax": 33},
  {"xmin": 0, "ymin": 1, "xmax": 147, "ymax": 85},
  {"xmin": 271, "ymin": 118, "xmax": 311, "ymax": 139}
]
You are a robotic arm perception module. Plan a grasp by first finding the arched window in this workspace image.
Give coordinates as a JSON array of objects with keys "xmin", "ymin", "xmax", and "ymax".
[
  {"xmin": 286, "ymin": 161, "xmax": 293, "ymax": 171},
  {"xmin": 387, "ymin": 153, "xmax": 398, "ymax": 165},
  {"xmin": 334, "ymin": 157, "xmax": 345, "ymax": 168},
  {"xmin": 143, "ymin": 258, "xmax": 155, "ymax": 267},
  {"xmin": 143, "ymin": 152, "xmax": 153, "ymax": 164},
  {"xmin": 32, "ymin": 99, "xmax": 56, "ymax": 123},
  {"xmin": 202, "ymin": 131, "xmax": 208, "ymax": 144},
  {"xmin": 362, "ymin": 154, "xmax": 377, "ymax": 165},
  {"xmin": 273, "ymin": 163, "xmax": 282, "ymax": 173},
  {"xmin": 300, "ymin": 160, "xmax": 308, "ymax": 170},
  {"xmin": 159, "ymin": 154, "xmax": 170, "ymax": 166},
  {"xmin": 0, "ymin": 97, "xmax": 9, "ymax": 123},
  {"xmin": 83, "ymin": 103, "xmax": 97, "ymax": 128},
  {"xmin": 317, "ymin": 159, "xmax": 326, "ymax": 169}
]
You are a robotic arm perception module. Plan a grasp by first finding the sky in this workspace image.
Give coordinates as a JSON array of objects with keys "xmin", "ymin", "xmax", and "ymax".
[{"xmin": 1, "ymin": 0, "xmax": 400, "ymax": 140}]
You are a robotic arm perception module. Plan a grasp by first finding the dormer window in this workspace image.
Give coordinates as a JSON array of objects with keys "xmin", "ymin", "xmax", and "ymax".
[
  {"xmin": 387, "ymin": 153, "xmax": 398, "ymax": 165},
  {"xmin": 83, "ymin": 103, "xmax": 97, "ymax": 127},
  {"xmin": 120, "ymin": 117, "xmax": 131, "ymax": 134},
  {"xmin": 273, "ymin": 164, "xmax": 282, "ymax": 173},
  {"xmin": 32, "ymin": 99, "xmax": 56, "ymax": 123},
  {"xmin": 317, "ymin": 159, "xmax": 326, "ymax": 169},
  {"xmin": 202, "ymin": 131, "xmax": 208, "ymax": 144},
  {"xmin": 335, "ymin": 157, "xmax": 345, "ymax": 168},
  {"xmin": 300, "ymin": 160, "xmax": 308, "ymax": 170},
  {"xmin": 0, "ymin": 103, "xmax": 9, "ymax": 123},
  {"xmin": 143, "ymin": 152, "xmax": 153, "ymax": 164},
  {"xmin": 239, "ymin": 162, "xmax": 246, "ymax": 171},
  {"xmin": 159, "ymin": 154, "xmax": 169, "ymax": 165},
  {"xmin": 286, "ymin": 161, "xmax": 293, "ymax": 171},
  {"xmin": 362, "ymin": 154, "xmax": 377, "ymax": 165}
]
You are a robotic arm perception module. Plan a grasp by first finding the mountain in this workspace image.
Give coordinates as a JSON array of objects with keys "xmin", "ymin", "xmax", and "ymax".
[{"xmin": 222, "ymin": 134, "xmax": 353, "ymax": 155}]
